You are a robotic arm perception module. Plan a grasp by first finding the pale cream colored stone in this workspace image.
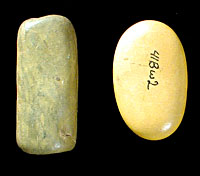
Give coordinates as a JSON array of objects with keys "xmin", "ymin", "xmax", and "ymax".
[{"xmin": 113, "ymin": 20, "xmax": 187, "ymax": 140}]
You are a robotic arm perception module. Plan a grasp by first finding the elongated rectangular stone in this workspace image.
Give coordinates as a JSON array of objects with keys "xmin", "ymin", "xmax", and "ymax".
[{"xmin": 16, "ymin": 15, "xmax": 78, "ymax": 154}]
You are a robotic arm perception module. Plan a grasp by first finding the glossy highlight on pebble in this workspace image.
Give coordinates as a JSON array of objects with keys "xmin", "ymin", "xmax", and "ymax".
[{"xmin": 113, "ymin": 20, "xmax": 187, "ymax": 140}]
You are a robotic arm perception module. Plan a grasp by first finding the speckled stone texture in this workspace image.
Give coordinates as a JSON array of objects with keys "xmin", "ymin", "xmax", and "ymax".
[{"xmin": 16, "ymin": 15, "xmax": 78, "ymax": 154}]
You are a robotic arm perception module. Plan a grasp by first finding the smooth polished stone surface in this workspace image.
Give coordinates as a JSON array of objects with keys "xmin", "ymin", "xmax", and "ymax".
[
  {"xmin": 16, "ymin": 15, "xmax": 78, "ymax": 154},
  {"xmin": 113, "ymin": 20, "xmax": 187, "ymax": 140}
]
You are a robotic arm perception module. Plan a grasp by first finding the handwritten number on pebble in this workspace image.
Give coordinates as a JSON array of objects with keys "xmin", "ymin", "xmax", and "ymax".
[{"xmin": 147, "ymin": 50, "xmax": 159, "ymax": 90}]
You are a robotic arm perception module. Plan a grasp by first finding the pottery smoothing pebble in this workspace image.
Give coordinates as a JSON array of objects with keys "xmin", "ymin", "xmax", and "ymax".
[
  {"xmin": 113, "ymin": 20, "xmax": 187, "ymax": 140},
  {"xmin": 16, "ymin": 15, "xmax": 78, "ymax": 154}
]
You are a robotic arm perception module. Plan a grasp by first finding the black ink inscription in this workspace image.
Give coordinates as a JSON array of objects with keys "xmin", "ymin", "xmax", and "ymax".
[
  {"xmin": 149, "ymin": 60, "xmax": 159, "ymax": 69},
  {"xmin": 149, "ymin": 70, "xmax": 155, "ymax": 79},
  {"xmin": 147, "ymin": 80, "xmax": 158, "ymax": 90},
  {"xmin": 147, "ymin": 50, "xmax": 159, "ymax": 90}
]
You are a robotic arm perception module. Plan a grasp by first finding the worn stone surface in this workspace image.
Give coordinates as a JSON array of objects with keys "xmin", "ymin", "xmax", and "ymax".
[{"xmin": 16, "ymin": 15, "xmax": 78, "ymax": 154}]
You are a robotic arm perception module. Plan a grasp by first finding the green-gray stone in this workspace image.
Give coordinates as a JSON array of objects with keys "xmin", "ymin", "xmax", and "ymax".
[{"xmin": 16, "ymin": 15, "xmax": 78, "ymax": 154}]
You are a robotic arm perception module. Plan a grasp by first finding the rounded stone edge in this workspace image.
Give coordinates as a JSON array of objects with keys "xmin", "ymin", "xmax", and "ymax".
[{"xmin": 113, "ymin": 20, "xmax": 188, "ymax": 141}]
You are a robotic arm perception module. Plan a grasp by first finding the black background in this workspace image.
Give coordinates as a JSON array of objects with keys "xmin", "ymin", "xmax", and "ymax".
[{"xmin": 5, "ymin": 1, "xmax": 199, "ymax": 171}]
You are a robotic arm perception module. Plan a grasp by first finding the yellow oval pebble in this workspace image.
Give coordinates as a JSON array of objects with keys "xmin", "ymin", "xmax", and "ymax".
[{"xmin": 113, "ymin": 20, "xmax": 187, "ymax": 140}]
